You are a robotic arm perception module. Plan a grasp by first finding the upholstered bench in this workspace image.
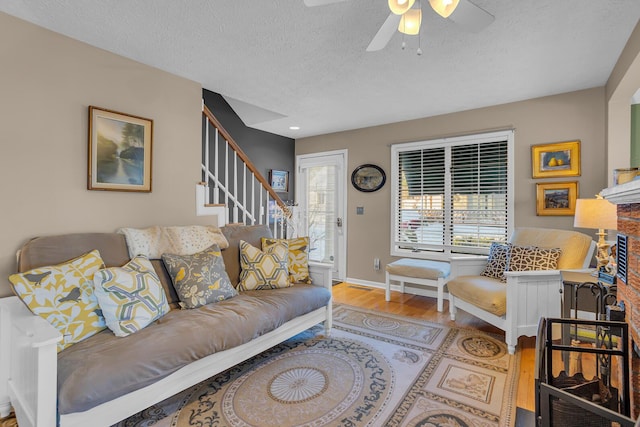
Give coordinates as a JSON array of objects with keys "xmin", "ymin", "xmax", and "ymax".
[{"xmin": 385, "ymin": 258, "xmax": 451, "ymax": 312}]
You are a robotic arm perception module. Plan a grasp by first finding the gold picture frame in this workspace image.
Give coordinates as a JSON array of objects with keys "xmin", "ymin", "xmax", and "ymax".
[
  {"xmin": 536, "ymin": 181, "xmax": 578, "ymax": 216},
  {"xmin": 531, "ymin": 140, "xmax": 580, "ymax": 178},
  {"xmin": 88, "ymin": 106, "xmax": 153, "ymax": 192}
]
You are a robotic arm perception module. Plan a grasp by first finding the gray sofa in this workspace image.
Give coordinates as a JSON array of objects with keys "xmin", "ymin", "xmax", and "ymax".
[{"xmin": 0, "ymin": 224, "xmax": 333, "ymax": 427}]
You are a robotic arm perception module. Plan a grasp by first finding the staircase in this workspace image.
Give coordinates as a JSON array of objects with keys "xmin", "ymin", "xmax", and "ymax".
[{"xmin": 197, "ymin": 104, "xmax": 290, "ymax": 238}]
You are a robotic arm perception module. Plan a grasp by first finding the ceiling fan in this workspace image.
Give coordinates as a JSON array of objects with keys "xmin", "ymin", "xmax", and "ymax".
[{"xmin": 304, "ymin": 0, "xmax": 494, "ymax": 52}]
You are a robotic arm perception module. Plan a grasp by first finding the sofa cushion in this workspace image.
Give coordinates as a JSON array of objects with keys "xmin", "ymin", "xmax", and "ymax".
[
  {"xmin": 9, "ymin": 250, "xmax": 107, "ymax": 352},
  {"xmin": 220, "ymin": 224, "xmax": 273, "ymax": 287},
  {"xmin": 238, "ymin": 240, "xmax": 290, "ymax": 290},
  {"xmin": 93, "ymin": 256, "xmax": 170, "ymax": 337},
  {"xmin": 262, "ymin": 236, "xmax": 312, "ymax": 284},
  {"xmin": 481, "ymin": 242, "xmax": 511, "ymax": 282},
  {"xmin": 14, "ymin": 233, "xmax": 182, "ymax": 308},
  {"xmin": 506, "ymin": 245, "xmax": 561, "ymax": 273},
  {"xmin": 447, "ymin": 275, "xmax": 507, "ymax": 317},
  {"xmin": 56, "ymin": 284, "xmax": 332, "ymax": 414},
  {"xmin": 162, "ymin": 244, "xmax": 237, "ymax": 309}
]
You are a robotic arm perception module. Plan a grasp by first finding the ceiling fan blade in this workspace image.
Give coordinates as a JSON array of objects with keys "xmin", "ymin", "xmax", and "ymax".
[
  {"xmin": 303, "ymin": 0, "xmax": 348, "ymax": 6},
  {"xmin": 448, "ymin": 0, "xmax": 494, "ymax": 32},
  {"xmin": 366, "ymin": 13, "xmax": 402, "ymax": 52}
]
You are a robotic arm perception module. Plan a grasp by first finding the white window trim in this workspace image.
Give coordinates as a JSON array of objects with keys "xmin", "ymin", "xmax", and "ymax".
[{"xmin": 390, "ymin": 130, "xmax": 515, "ymax": 259}]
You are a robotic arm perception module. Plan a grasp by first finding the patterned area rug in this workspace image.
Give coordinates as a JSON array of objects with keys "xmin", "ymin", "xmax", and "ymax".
[{"xmin": 112, "ymin": 304, "xmax": 519, "ymax": 427}]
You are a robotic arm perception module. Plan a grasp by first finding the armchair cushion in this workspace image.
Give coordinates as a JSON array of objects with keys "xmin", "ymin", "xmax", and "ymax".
[
  {"xmin": 509, "ymin": 228, "xmax": 591, "ymax": 270},
  {"xmin": 447, "ymin": 275, "xmax": 506, "ymax": 316}
]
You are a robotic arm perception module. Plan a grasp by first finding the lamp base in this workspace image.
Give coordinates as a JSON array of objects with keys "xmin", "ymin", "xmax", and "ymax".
[{"xmin": 595, "ymin": 229, "xmax": 610, "ymax": 270}]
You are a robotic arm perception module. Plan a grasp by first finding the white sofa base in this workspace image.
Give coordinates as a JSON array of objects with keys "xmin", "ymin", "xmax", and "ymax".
[{"xmin": 0, "ymin": 262, "xmax": 333, "ymax": 427}]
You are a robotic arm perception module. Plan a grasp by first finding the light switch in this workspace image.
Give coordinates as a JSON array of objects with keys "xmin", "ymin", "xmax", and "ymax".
[{"xmin": 356, "ymin": 206, "xmax": 364, "ymax": 215}]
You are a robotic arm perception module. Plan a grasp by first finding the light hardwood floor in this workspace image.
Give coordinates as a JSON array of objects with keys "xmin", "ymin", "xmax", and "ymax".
[{"xmin": 332, "ymin": 282, "xmax": 537, "ymax": 412}]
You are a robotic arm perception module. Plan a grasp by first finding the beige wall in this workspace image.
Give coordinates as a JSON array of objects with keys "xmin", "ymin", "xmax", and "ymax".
[
  {"xmin": 296, "ymin": 88, "xmax": 606, "ymax": 285},
  {"xmin": 607, "ymin": 19, "xmax": 640, "ymax": 183},
  {"xmin": 0, "ymin": 13, "xmax": 207, "ymax": 297}
]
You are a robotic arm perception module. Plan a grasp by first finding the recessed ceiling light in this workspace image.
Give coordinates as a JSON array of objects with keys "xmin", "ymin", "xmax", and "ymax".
[{"xmin": 289, "ymin": 126, "xmax": 300, "ymax": 130}]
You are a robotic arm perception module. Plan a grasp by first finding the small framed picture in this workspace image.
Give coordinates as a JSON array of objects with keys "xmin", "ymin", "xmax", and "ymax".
[
  {"xmin": 531, "ymin": 140, "xmax": 580, "ymax": 178},
  {"xmin": 536, "ymin": 181, "xmax": 578, "ymax": 216},
  {"xmin": 269, "ymin": 169, "xmax": 289, "ymax": 192},
  {"xmin": 88, "ymin": 106, "xmax": 153, "ymax": 192}
]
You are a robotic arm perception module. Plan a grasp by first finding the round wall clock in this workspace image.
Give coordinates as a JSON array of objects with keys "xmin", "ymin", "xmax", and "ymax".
[{"xmin": 351, "ymin": 164, "xmax": 386, "ymax": 192}]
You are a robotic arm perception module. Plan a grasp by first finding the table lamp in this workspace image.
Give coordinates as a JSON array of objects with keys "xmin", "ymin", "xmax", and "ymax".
[{"xmin": 573, "ymin": 195, "xmax": 618, "ymax": 270}]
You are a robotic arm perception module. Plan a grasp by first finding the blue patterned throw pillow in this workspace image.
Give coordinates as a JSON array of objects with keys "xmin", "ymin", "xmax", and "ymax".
[{"xmin": 93, "ymin": 256, "xmax": 170, "ymax": 337}]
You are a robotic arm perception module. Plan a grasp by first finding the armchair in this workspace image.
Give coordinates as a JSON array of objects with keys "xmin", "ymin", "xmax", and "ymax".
[{"xmin": 447, "ymin": 227, "xmax": 596, "ymax": 354}]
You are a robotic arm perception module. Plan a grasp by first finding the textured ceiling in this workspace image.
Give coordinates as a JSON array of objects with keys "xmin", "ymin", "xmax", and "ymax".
[{"xmin": 2, "ymin": 1, "xmax": 640, "ymax": 138}]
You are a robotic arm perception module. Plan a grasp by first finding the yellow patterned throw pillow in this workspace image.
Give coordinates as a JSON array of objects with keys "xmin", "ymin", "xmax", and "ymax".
[
  {"xmin": 9, "ymin": 250, "xmax": 107, "ymax": 352},
  {"xmin": 238, "ymin": 240, "xmax": 290, "ymax": 291},
  {"xmin": 261, "ymin": 237, "xmax": 312, "ymax": 284},
  {"xmin": 93, "ymin": 256, "xmax": 170, "ymax": 337}
]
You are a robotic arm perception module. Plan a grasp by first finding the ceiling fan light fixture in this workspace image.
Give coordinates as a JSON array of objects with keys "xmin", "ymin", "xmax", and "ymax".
[
  {"xmin": 388, "ymin": 0, "xmax": 415, "ymax": 15},
  {"xmin": 398, "ymin": 8, "xmax": 422, "ymax": 35},
  {"xmin": 429, "ymin": 0, "xmax": 459, "ymax": 18}
]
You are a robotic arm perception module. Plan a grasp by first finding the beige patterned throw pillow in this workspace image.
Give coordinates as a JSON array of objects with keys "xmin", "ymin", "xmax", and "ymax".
[
  {"xmin": 238, "ymin": 240, "xmax": 290, "ymax": 291},
  {"xmin": 118, "ymin": 225, "xmax": 229, "ymax": 259},
  {"xmin": 481, "ymin": 242, "xmax": 511, "ymax": 282},
  {"xmin": 9, "ymin": 250, "xmax": 107, "ymax": 352},
  {"xmin": 505, "ymin": 245, "xmax": 562, "ymax": 275},
  {"xmin": 262, "ymin": 237, "xmax": 312, "ymax": 284}
]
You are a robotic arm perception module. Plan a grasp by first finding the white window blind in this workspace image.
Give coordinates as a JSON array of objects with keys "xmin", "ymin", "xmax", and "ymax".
[{"xmin": 391, "ymin": 131, "xmax": 514, "ymax": 256}]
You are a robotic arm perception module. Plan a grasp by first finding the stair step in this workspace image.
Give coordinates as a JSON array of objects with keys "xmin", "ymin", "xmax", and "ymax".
[{"xmin": 205, "ymin": 204, "xmax": 225, "ymax": 208}]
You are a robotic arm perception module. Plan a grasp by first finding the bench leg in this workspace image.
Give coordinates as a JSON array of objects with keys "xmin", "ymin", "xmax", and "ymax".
[
  {"xmin": 385, "ymin": 271, "xmax": 391, "ymax": 301},
  {"xmin": 437, "ymin": 280, "xmax": 444, "ymax": 313},
  {"xmin": 449, "ymin": 294, "xmax": 457, "ymax": 320},
  {"xmin": 400, "ymin": 280, "xmax": 405, "ymax": 295}
]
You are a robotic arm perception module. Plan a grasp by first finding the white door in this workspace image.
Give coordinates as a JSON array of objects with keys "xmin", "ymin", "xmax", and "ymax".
[{"xmin": 296, "ymin": 150, "xmax": 347, "ymax": 281}]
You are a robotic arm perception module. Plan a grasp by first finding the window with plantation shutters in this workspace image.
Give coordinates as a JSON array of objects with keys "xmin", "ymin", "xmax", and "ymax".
[{"xmin": 391, "ymin": 130, "xmax": 514, "ymax": 257}]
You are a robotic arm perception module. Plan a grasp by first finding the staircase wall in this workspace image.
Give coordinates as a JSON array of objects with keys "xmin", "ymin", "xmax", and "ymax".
[{"xmin": 202, "ymin": 90, "xmax": 295, "ymax": 203}]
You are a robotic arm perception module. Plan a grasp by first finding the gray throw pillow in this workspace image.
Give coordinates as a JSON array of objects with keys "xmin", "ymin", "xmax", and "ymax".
[{"xmin": 162, "ymin": 244, "xmax": 237, "ymax": 309}]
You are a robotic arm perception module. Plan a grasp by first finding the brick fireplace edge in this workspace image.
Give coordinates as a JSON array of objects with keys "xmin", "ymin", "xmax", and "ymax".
[{"xmin": 603, "ymin": 180, "xmax": 640, "ymax": 418}]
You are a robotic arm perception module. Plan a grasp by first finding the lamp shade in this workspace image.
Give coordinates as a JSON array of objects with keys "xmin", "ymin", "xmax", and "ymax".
[
  {"xmin": 398, "ymin": 8, "xmax": 422, "ymax": 35},
  {"xmin": 429, "ymin": 0, "xmax": 460, "ymax": 18},
  {"xmin": 389, "ymin": 0, "xmax": 416, "ymax": 15},
  {"xmin": 573, "ymin": 198, "xmax": 618, "ymax": 230}
]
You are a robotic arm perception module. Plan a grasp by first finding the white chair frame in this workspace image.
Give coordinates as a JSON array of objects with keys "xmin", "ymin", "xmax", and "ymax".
[{"xmin": 448, "ymin": 240, "xmax": 596, "ymax": 354}]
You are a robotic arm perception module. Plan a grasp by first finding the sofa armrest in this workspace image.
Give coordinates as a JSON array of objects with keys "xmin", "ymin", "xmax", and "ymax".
[
  {"xmin": 0, "ymin": 296, "xmax": 60, "ymax": 426},
  {"xmin": 308, "ymin": 261, "xmax": 333, "ymax": 292},
  {"xmin": 449, "ymin": 255, "xmax": 488, "ymax": 279}
]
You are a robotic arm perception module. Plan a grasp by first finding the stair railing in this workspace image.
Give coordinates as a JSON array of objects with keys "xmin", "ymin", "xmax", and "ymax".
[{"xmin": 201, "ymin": 104, "xmax": 289, "ymax": 238}]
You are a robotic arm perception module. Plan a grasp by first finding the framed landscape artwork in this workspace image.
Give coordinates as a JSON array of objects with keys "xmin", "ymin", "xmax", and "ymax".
[
  {"xmin": 536, "ymin": 181, "xmax": 578, "ymax": 216},
  {"xmin": 88, "ymin": 106, "xmax": 153, "ymax": 192},
  {"xmin": 531, "ymin": 140, "xmax": 580, "ymax": 178}
]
